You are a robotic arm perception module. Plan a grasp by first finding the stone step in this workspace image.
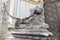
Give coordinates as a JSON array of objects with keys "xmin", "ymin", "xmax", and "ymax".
[
  {"xmin": 14, "ymin": 36, "xmax": 51, "ymax": 40},
  {"xmin": 12, "ymin": 29, "xmax": 53, "ymax": 37}
]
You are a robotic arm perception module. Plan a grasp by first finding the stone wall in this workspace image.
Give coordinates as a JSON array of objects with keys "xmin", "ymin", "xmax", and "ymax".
[
  {"xmin": 0, "ymin": 0, "xmax": 10, "ymax": 40},
  {"xmin": 44, "ymin": 0, "xmax": 60, "ymax": 40}
]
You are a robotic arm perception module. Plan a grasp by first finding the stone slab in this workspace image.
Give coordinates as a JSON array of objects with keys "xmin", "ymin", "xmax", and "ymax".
[{"xmin": 12, "ymin": 29, "xmax": 53, "ymax": 37}]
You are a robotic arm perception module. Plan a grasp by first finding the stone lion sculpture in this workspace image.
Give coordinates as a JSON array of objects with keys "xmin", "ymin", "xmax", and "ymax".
[{"xmin": 15, "ymin": 6, "xmax": 49, "ymax": 29}]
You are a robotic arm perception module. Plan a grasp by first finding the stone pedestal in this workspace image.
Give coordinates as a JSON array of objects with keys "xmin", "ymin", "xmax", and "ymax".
[
  {"xmin": 5, "ymin": 0, "xmax": 53, "ymax": 40},
  {"xmin": 12, "ymin": 25, "xmax": 53, "ymax": 40}
]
